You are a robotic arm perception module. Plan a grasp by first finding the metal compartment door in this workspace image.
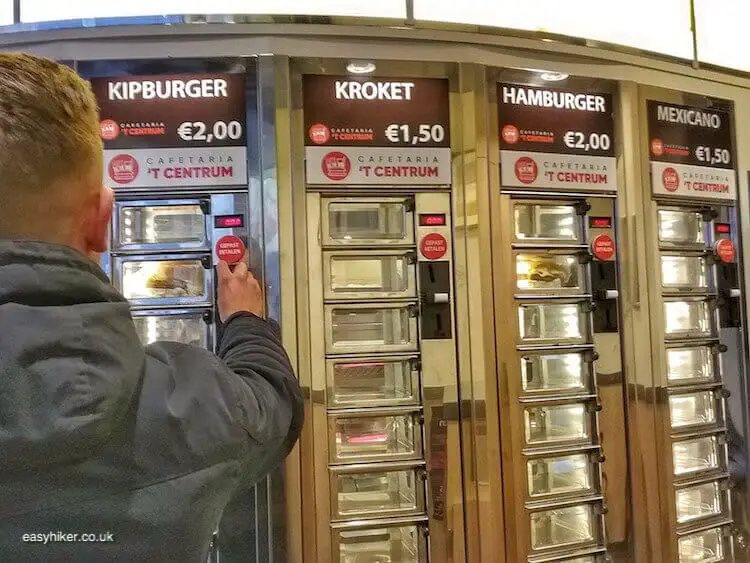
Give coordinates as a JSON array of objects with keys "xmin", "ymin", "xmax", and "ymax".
[
  {"xmin": 333, "ymin": 519, "xmax": 429, "ymax": 563},
  {"xmin": 321, "ymin": 197, "xmax": 416, "ymax": 247},
  {"xmin": 131, "ymin": 309, "xmax": 212, "ymax": 348},
  {"xmin": 323, "ymin": 250, "xmax": 418, "ymax": 300}
]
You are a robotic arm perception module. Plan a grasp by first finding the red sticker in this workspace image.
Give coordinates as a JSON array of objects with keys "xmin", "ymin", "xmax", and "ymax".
[
  {"xmin": 216, "ymin": 235, "xmax": 245, "ymax": 264},
  {"xmin": 100, "ymin": 119, "xmax": 120, "ymax": 141},
  {"xmin": 592, "ymin": 234, "xmax": 616, "ymax": 261},
  {"xmin": 662, "ymin": 167, "xmax": 679, "ymax": 192},
  {"xmin": 514, "ymin": 156, "xmax": 538, "ymax": 185},
  {"xmin": 651, "ymin": 138, "xmax": 664, "ymax": 157},
  {"xmin": 309, "ymin": 123, "xmax": 330, "ymax": 145},
  {"xmin": 321, "ymin": 151, "xmax": 351, "ymax": 181},
  {"xmin": 420, "ymin": 233, "xmax": 448, "ymax": 261},
  {"xmin": 502, "ymin": 124, "xmax": 520, "ymax": 144},
  {"xmin": 715, "ymin": 238, "xmax": 736, "ymax": 264},
  {"xmin": 108, "ymin": 154, "xmax": 138, "ymax": 184}
]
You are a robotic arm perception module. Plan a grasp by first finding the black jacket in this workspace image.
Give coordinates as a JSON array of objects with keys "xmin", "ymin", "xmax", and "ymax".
[{"xmin": 0, "ymin": 241, "xmax": 304, "ymax": 562}]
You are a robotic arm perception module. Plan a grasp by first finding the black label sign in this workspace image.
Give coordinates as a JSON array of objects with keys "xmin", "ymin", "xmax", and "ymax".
[
  {"xmin": 647, "ymin": 101, "xmax": 733, "ymax": 169},
  {"xmin": 91, "ymin": 73, "xmax": 247, "ymax": 149},
  {"xmin": 498, "ymin": 83, "xmax": 615, "ymax": 157},
  {"xmin": 303, "ymin": 75, "xmax": 450, "ymax": 148}
]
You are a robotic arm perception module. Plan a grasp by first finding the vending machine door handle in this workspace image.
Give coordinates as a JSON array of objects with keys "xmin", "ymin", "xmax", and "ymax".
[{"xmin": 199, "ymin": 198, "xmax": 212, "ymax": 215}]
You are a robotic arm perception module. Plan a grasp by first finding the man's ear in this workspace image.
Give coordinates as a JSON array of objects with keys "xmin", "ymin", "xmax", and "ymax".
[{"xmin": 87, "ymin": 186, "xmax": 114, "ymax": 254}]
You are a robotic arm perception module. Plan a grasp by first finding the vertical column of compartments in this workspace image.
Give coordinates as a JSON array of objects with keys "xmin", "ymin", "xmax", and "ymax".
[
  {"xmin": 513, "ymin": 198, "xmax": 608, "ymax": 563},
  {"xmin": 657, "ymin": 206, "xmax": 734, "ymax": 563},
  {"xmin": 320, "ymin": 196, "xmax": 429, "ymax": 563}
]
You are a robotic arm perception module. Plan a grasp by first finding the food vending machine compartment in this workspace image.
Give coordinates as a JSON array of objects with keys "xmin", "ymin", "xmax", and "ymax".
[
  {"xmin": 672, "ymin": 435, "xmax": 724, "ymax": 476},
  {"xmin": 658, "ymin": 209, "xmax": 706, "ymax": 247},
  {"xmin": 326, "ymin": 357, "xmax": 420, "ymax": 408},
  {"xmin": 529, "ymin": 503, "xmax": 599, "ymax": 551},
  {"xmin": 527, "ymin": 452, "xmax": 597, "ymax": 498},
  {"xmin": 667, "ymin": 346, "xmax": 717, "ymax": 385},
  {"xmin": 329, "ymin": 409, "xmax": 423, "ymax": 463},
  {"xmin": 661, "ymin": 254, "xmax": 710, "ymax": 292},
  {"xmin": 325, "ymin": 303, "xmax": 418, "ymax": 354},
  {"xmin": 669, "ymin": 391, "xmax": 719, "ymax": 429},
  {"xmin": 524, "ymin": 403, "xmax": 592, "ymax": 446},
  {"xmin": 518, "ymin": 302, "xmax": 589, "ymax": 344},
  {"xmin": 521, "ymin": 351, "xmax": 590, "ymax": 393},
  {"xmin": 330, "ymin": 463, "xmax": 425, "ymax": 519},
  {"xmin": 113, "ymin": 199, "xmax": 209, "ymax": 252},
  {"xmin": 675, "ymin": 480, "xmax": 727, "ymax": 524},
  {"xmin": 115, "ymin": 255, "xmax": 212, "ymax": 307},
  {"xmin": 131, "ymin": 309, "xmax": 211, "ymax": 348},
  {"xmin": 515, "ymin": 252, "xmax": 585, "ymax": 294},
  {"xmin": 322, "ymin": 197, "xmax": 415, "ymax": 247},
  {"xmin": 334, "ymin": 521, "xmax": 427, "ymax": 563},
  {"xmin": 513, "ymin": 201, "xmax": 583, "ymax": 243},
  {"xmin": 324, "ymin": 250, "xmax": 417, "ymax": 300},
  {"xmin": 663, "ymin": 300, "xmax": 713, "ymax": 340},
  {"xmin": 678, "ymin": 527, "xmax": 726, "ymax": 563}
]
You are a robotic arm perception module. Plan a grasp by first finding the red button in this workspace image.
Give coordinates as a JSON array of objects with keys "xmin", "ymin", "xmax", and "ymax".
[
  {"xmin": 715, "ymin": 238, "xmax": 736, "ymax": 264},
  {"xmin": 591, "ymin": 234, "xmax": 616, "ymax": 261},
  {"xmin": 420, "ymin": 233, "xmax": 448, "ymax": 261},
  {"xmin": 216, "ymin": 235, "xmax": 245, "ymax": 265}
]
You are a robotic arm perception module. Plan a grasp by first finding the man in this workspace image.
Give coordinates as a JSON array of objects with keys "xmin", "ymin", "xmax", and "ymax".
[{"xmin": 0, "ymin": 54, "xmax": 304, "ymax": 561}]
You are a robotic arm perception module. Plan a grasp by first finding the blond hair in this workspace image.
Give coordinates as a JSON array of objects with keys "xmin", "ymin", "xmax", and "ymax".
[{"xmin": 0, "ymin": 53, "xmax": 102, "ymax": 239}]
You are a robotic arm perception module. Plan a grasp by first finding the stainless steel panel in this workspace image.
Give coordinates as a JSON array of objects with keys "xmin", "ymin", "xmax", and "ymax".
[
  {"xmin": 326, "ymin": 357, "xmax": 419, "ymax": 408},
  {"xmin": 669, "ymin": 391, "xmax": 718, "ymax": 429},
  {"xmin": 527, "ymin": 453, "xmax": 595, "ymax": 497},
  {"xmin": 658, "ymin": 209, "xmax": 706, "ymax": 247},
  {"xmin": 661, "ymin": 255, "xmax": 709, "ymax": 292},
  {"xmin": 325, "ymin": 303, "xmax": 418, "ymax": 354},
  {"xmin": 524, "ymin": 403, "xmax": 592, "ymax": 446},
  {"xmin": 529, "ymin": 503, "xmax": 598, "ymax": 551},
  {"xmin": 113, "ymin": 199, "xmax": 209, "ymax": 252},
  {"xmin": 322, "ymin": 197, "xmax": 415, "ymax": 247},
  {"xmin": 515, "ymin": 253, "xmax": 585, "ymax": 294},
  {"xmin": 514, "ymin": 202, "xmax": 582, "ymax": 243},
  {"xmin": 675, "ymin": 481, "xmax": 725, "ymax": 524},
  {"xmin": 131, "ymin": 309, "xmax": 210, "ymax": 348},
  {"xmin": 677, "ymin": 527, "xmax": 725, "ymax": 562},
  {"xmin": 330, "ymin": 411, "xmax": 422, "ymax": 463},
  {"xmin": 335, "ymin": 523, "xmax": 426, "ymax": 563},
  {"xmin": 667, "ymin": 347, "xmax": 716, "ymax": 385},
  {"xmin": 330, "ymin": 465, "xmax": 425, "ymax": 519},
  {"xmin": 521, "ymin": 352, "xmax": 589, "ymax": 393},
  {"xmin": 323, "ymin": 250, "xmax": 416, "ymax": 300},
  {"xmin": 518, "ymin": 302, "xmax": 588, "ymax": 344},
  {"xmin": 673, "ymin": 435, "xmax": 723, "ymax": 476},
  {"xmin": 664, "ymin": 300, "xmax": 713, "ymax": 340},
  {"xmin": 116, "ymin": 255, "xmax": 211, "ymax": 307}
]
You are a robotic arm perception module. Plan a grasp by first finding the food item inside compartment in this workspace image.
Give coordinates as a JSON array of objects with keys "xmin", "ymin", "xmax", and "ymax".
[
  {"xmin": 527, "ymin": 257, "xmax": 576, "ymax": 286},
  {"xmin": 123, "ymin": 260, "xmax": 204, "ymax": 299}
]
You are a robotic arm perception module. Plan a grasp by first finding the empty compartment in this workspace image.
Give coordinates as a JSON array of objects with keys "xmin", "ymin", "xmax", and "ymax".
[
  {"xmin": 514, "ymin": 202, "xmax": 582, "ymax": 242},
  {"xmin": 522, "ymin": 352, "xmax": 589, "ymax": 393},
  {"xmin": 327, "ymin": 358, "xmax": 418, "ymax": 407},
  {"xmin": 667, "ymin": 347, "xmax": 716, "ymax": 385},
  {"xmin": 669, "ymin": 391, "xmax": 718, "ymax": 429},
  {"xmin": 678, "ymin": 527, "xmax": 725, "ymax": 563},
  {"xmin": 518, "ymin": 302, "xmax": 587, "ymax": 343},
  {"xmin": 336, "ymin": 524, "xmax": 423, "ymax": 563},
  {"xmin": 676, "ymin": 481, "xmax": 724, "ymax": 524},
  {"xmin": 331, "ymin": 466, "xmax": 424, "ymax": 519},
  {"xmin": 323, "ymin": 198, "xmax": 414, "ymax": 247},
  {"xmin": 661, "ymin": 255, "xmax": 709, "ymax": 291},
  {"xmin": 131, "ymin": 310, "xmax": 210, "ymax": 348},
  {"xmin": 117, "ymin": 256, "xmax": 210, "ymax": 306},
  {"xmin": 326, "ymin": 304, "xmax": 418, "ymax": 354},
  {"xmin": 658, "ymin": 209, "xmax": 705, "ymax": 246},
  {"xmin": 664, "ymin": 300, "xmax": 712, "ymax": 339},
  {"xmin": 530, "ymin": 503, "xmax": 597, "ymax": 551},
  {"xmin": 324, "ymin": 251, "xmax": 416, "ymax": 300},
  {"xmin": 331, "ymin": 412, "xmax": 421, "ymax": 463},
  {"xmin": 525, "ymin": 404, "xmax": 591, "ymax": 446},
  {"xmin": 115, "ymin": 200, "xmax": 208, "ymax": 250},
  {"xmin": 516, "ymin": 253, "xmax": 584, "ymax": 293},
  {"xmin": 527, "ymin": 453, "xmax": 594, "ymax": 497}
]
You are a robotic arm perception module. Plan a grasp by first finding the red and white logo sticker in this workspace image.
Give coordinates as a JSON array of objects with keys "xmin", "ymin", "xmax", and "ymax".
[
  {"xmin": 514, "ymin": 156, "xmax": 538, "ymax": 185},
  {"xmin": 651, "ymin": 138, "xmax": 664, "ymax": 157},
  {"xmin": 100, "ymin": 119, "xmax": 120, "ymax": 141},
  {"xmin": 309, "ymin": 123, "xmax": 331, "ymax": 145},
  {"xmin": 502, "ymin": 124, "xmax": 520, "ymax": 145},
  {"xmin": 591, "ymin": 234, "xmax": 616, "ymax": 261},
  {"xmin": 216, "ymin": 235, "xmax": 246, "ymax": 265},
  {"xmin": 321, "ymin": 151, "xmax": 351, "ymax": 181},
  {"xmin": 715, "ymin": 238, "xmax": 736, "ymax": 264},
  {"xmin": 420, "ymin": 233, "xmax": 448, "ymax": 261},
  {"xmin": 662, "ymin": 167, "xmax": 680, "ymax": 192},
  {"xmin": 108, "ymin": 154, "xmax": 138, "ymax": 184}
]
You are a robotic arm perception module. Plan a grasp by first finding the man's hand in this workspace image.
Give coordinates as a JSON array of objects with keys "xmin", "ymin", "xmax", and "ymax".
[{"xmin": 217, "ymin": 255, "xmax": 264, "ymax": 322}]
